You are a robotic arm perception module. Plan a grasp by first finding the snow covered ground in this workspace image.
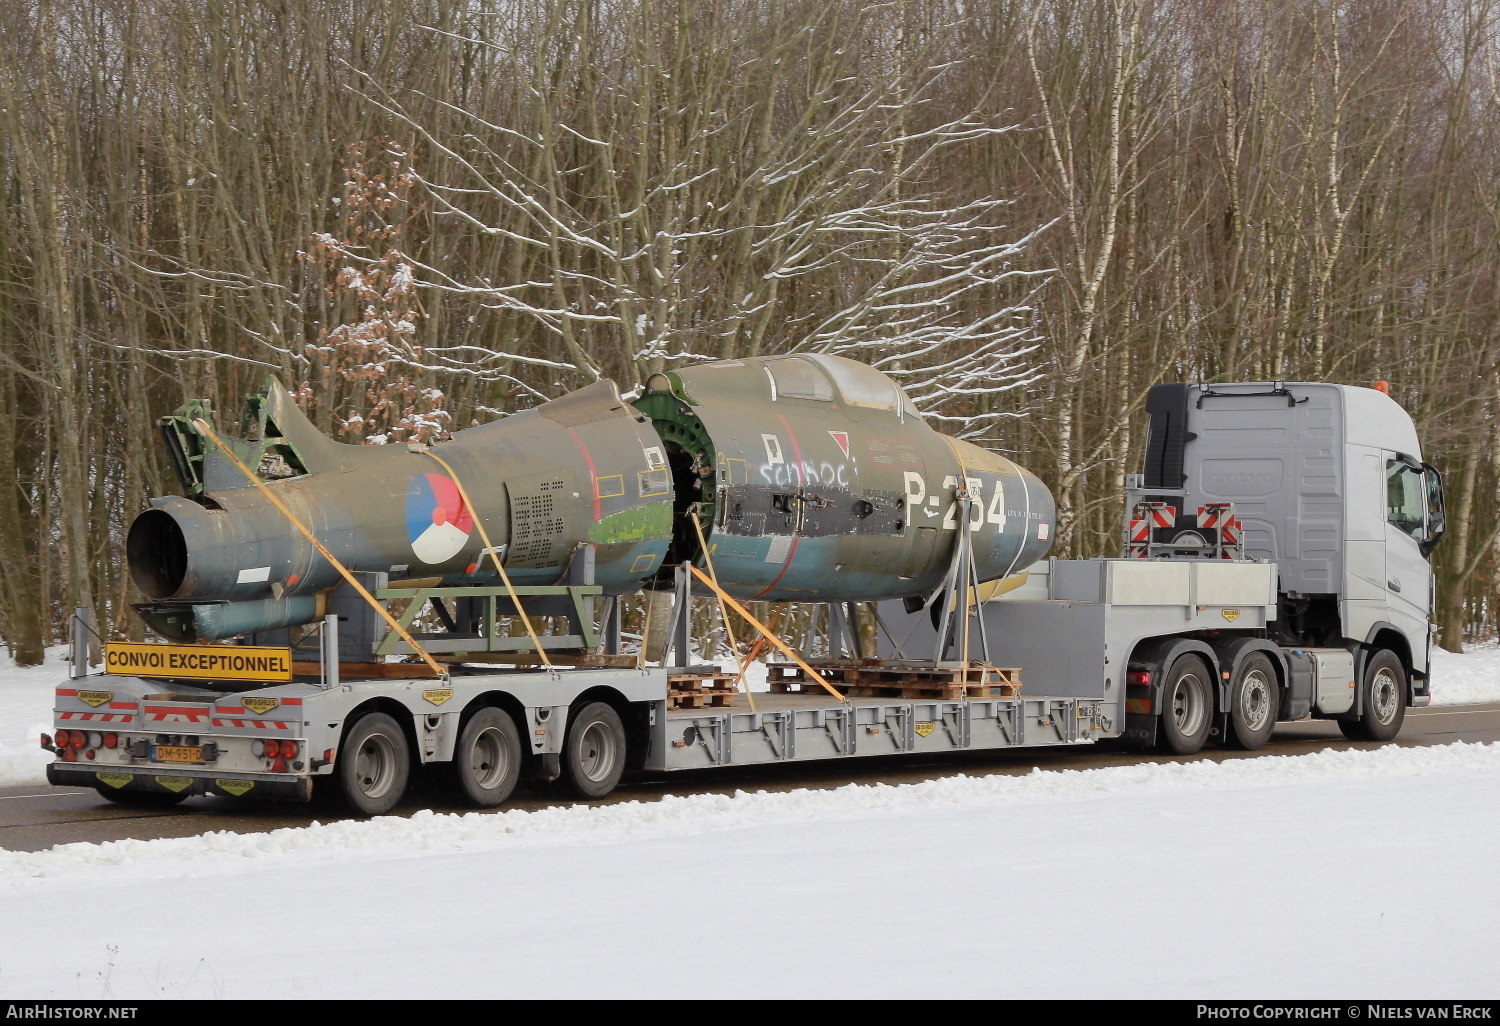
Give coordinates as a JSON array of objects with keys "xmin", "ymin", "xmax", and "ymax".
[
  {"xmin": 1, "ymin": 644, "xmax": 1499, "ymax": 789},
  {"xmin": 0, "ymin": 740, "xmax": 1495, "ymax": 998}
]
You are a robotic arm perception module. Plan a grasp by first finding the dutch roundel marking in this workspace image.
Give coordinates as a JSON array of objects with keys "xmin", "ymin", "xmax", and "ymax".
[{"xmin": 405, "ymin": 473, "xmax": 473, "ymax": 565}]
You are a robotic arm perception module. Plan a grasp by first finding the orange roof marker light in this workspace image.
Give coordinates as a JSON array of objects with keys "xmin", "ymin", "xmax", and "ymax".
[{"xmin": 1373, "ymin": 380, "xmax": 1391, "ymax": 395}]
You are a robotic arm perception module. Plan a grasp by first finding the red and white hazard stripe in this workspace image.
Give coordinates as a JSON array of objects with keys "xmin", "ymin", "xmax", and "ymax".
[
  {"xmin": 143, "ymin": 705, "xmax": 211, "ymax": 724},
  {"xmin": 211, "ymin": 717, "xmax": 292, "ymax": 730},
  {"xmin": 57, "ymin": 711, "xmax": 134, "ymax": 723}
]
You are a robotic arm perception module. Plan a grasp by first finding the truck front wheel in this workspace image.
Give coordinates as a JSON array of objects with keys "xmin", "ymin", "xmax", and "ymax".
[
  {"xmin": 563, "ymin": 702, "xmax": 626, "ymax": 799},
  {"xmin": 1159, "ymin": 655, "xmax": 1213, "ymax": 755},
  {"xmin": 1339, "ymin": 650, "xmax": 1407, "ymax": 742},
  {"xmin": 452, "ymin": 707, "xmax": 522, "ymax": 808},
  {"xmin": 338, "ymin": 712, "xmax": 411, "ymax": 816},
  {"xmin": 1226, "ymin": 652, "xmax": 1280, "ymax": 751}
]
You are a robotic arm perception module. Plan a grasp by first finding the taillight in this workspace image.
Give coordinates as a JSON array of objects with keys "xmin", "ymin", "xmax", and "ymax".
[
  {"xmin": 52, "ymin": 729, "xmax": 69, "ymax": 748},
  {"xmin": 1126, "ymin": 671, "xmax": 1152, "ymax": 686},
  {"xmin": 264, "ymin": 739, "xmax": 281, "ymax": 759},
  {"xmin": 103, "ymin": 733, "xmax": 118, "ymax": 749},
  {"xmin": 40, "ymin": 732, "xmax": 53, "ymax": 749},
  {"xmin": 69, "ymin": 732, "xmax": 86, "ymax": 749},
  {"xmin": 280, "ymin": 741, "xmax": 298, "ymax": 760},
  {"xmin": 84, "ymin": 749, "xmax": 95, "ymax": 761}
]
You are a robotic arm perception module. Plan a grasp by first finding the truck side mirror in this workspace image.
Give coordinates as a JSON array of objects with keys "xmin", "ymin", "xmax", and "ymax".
[{"xmin": 1420, "ymin": 462, "xmax": 1445, "ymax": 557}]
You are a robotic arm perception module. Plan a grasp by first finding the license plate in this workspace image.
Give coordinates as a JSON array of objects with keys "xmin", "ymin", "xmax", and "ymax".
[{"xmin": 152, "ymin": 745, "xmax": 202, "ymax": 763}]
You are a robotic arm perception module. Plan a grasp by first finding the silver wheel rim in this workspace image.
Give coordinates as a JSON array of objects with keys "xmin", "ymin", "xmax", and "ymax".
[
  {"xmin": 1170, "ymin": 671, "xmax": 1207, "ymax": 737},
  {"xmin": 354, "ymin": 731, "xmax": 398, "ymax": 800},
  {"xmin": 468, "ymin": 725, "xmax": 511, "ymax": 790},
  {"xmin": 1240, "ymin": 669, "xmax": 1272, "ymax": 733},
  {"xmin": 1371, "ymin": 667, "xmax": 1400, "ymax": 724},
  {"xmin": 577, "ymin": 721, "xmax": 618, "ymax": 783}
]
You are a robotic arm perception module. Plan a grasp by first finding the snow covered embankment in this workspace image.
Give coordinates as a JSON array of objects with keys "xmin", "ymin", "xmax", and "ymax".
[{"xmin": 0, "ymin": 740, "xmax": 1496, "ymax": 998}]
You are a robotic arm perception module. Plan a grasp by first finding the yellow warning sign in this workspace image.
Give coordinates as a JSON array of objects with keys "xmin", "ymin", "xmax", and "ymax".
[
  {"xmin": 215, "ymin": 779, "xmax": 255, "ymax": 797},
  {"xmin": 1222, "ymin": 609, "xmax": 1241, "ymax": 622},
  {"xmin": 94, "ymin": 772, "xmax": 132, "ymax": 789},
  {"xmin": 104, "ymin": 642, "xmax": 291, "ymax": 682},
  {"xmin": 154, "ymin": 776, "xmax": 193, "ymax": 793},
  {"xmin": 241, "ymin": 696, "xmax": 280, "ymax": 715},
  {"xmin": 914, "ymin": 722, "xmax": 936, "ymax": 737},
  {"xmin": 76, "ymin": 690, "xmax": 112, "ymax": 707},
  {"xmin": 423, "ymin": 689, "xmax": 454, "ymax": 706}
]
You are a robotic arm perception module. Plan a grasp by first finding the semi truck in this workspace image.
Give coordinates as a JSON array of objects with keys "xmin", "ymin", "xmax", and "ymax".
[{"xmin": 43, "ymin": 378, "xmax": 1445, "ymax": 815}]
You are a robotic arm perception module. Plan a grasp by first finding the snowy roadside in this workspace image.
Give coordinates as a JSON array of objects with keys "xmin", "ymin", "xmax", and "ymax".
[
  {"xmin": 0, "ymin": 644, "xmax": 1496, "ymax": 789},
  {"xmin": 0, "ymin": 740, "xmax": 1495, "ymax": 998}
]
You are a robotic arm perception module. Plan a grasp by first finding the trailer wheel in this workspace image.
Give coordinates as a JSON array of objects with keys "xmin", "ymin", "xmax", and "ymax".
[
  {"xmin": 1339, "ymin": 650, "xmax": 1407, "ymax": 742},
  {"xmin": 562, "ymin": 702, "xmax": 626, "ymax": 799},
  {"xmin": 452, "ymin": 707, "xmax": 523, "ymax": 808},
  {"xmin": 1226, "ymin": 652, "xmax": 1280, "ymax": 750},
  {"xmin": 1159, "ymin": 654, "xmax": 1213, "ymax": 755},
  {"xmin": 95, "ymin": 787, "xmax": 188, "ymax": 808},
  {"xmin": 338, "ymin": 712, "xmax": 411, "ymax": 816}
]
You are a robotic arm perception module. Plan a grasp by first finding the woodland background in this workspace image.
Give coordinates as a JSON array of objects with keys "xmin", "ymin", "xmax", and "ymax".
[{"xmin": 4, "ymin": 0, "xmax": 1500, "ymax": 664}]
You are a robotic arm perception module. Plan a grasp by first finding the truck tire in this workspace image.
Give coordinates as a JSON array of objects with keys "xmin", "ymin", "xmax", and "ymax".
[
  {"xmin": 338, "ymin": 712, "xmax": 411, "ymax": 816},
  {"xmin": 1339, "ymin": 649, "xmax": 1407, "ymax": 742},
  {"xmin": 1159, "ymin": 654, "xmax": 1213, "ymax": 755},
  {"xmin": 563, "ymin": 702, "xmax": 626, "ymax": 799},
  {"xmin": 1226, "ymin": 652, "xmax": 1280, "ymax": 750},
  {"xmin": 95, "ymin": 787, "xmax": 188, "ymax": 808},
  {"xmin": 452, "ymin": 707, "xmax": 523, "ymax": 808}
]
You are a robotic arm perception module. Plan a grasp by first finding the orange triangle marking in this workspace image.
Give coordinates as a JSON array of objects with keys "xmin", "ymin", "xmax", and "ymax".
[{"xmin": 828, "ymin": 431, "xmax": 850, "ymax": 457}]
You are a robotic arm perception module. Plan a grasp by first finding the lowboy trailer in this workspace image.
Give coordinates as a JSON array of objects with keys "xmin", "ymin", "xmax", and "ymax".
[{"xmin": 44, "ymin": 381, "xmax": 1445, "ymax": 814}]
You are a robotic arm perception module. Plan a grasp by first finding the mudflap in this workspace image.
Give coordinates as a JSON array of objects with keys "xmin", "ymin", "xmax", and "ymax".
[
  {"xmin": 48, "ymin": 763, "xmax": 314, "ymax": 801},
  {"xmin": 1120, "ymin": 683, "xmax": 1157, "ymax": 750}
]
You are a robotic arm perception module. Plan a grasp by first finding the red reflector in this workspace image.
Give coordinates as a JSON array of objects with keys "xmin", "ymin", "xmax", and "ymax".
[
  {"xmin": 62, "ymin": 748, "xmax": 77, "ymax": 762},
  {"xmin": 270, "ymin": 758, "xmax": 288, "ymax": 773},
  {"xmin": 264, "ymin": 739, "xmax": 281, "ymax": 759},
  {"xmin": 103, "ymin": 733, "xmax": 118, "ymax": 749},
  {"xmin": 1126, "ymin": 672, "xmax": 1152, "ymax": 686}
]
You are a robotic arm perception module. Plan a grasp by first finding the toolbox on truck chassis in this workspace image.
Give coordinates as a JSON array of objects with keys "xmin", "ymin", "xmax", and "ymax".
[{"xmin": 44, "ymin": 381, "xmax": 1446, "ymax": 815}]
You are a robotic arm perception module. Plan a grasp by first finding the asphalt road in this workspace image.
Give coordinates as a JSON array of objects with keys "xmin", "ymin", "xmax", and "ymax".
[{"xmin": 4, "ymin": 702, "xmax": 1497, "ymax": 853}]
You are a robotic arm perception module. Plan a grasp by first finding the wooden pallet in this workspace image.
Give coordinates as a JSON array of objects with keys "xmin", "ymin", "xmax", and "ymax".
[
  {"xmin": 666, "ymin": 672, "xmax": 739, "ymax": 710},
  {"xmin": 765, "ymin": 662, "xmax": 1021, "ymax": 700}
]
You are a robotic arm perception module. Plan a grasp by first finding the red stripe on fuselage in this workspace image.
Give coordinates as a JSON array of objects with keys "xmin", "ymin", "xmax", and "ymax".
[{"xmin": 564, "ymin": 427, "xmax": 602, "ymax": 522}]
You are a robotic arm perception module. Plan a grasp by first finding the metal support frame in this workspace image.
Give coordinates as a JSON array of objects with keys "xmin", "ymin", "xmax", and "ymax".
[{"xmin": 372, "ymin": 584, "xmax": 604, "ymax": 657}]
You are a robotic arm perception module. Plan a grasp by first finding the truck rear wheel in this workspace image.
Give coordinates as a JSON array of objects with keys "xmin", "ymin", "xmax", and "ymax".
[
  {"xmin": 1159, "ymin": 655, "xmax": 1213, "ymax": 755},
  {"xmin": 338, "ymin": 712, "xmax": 411, "ymax": 816},
  {"xmin": 562, "ymin": 702, "xmax": 626, "ymax": 799},
  {"xmin": 1339, "ymin": 650, "xmax": 1407, "ymax": 742},
  {"xmin": 453, "ymin": 707, "xmax": 522, "ymax": 808},
  {"xmin": 1226, "ymin": 652, "xmax": 1280, "ymax": 750}
]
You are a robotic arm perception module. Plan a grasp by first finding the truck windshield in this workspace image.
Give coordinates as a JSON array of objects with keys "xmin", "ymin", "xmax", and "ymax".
[{"xmin": 1386, "ymin": 461, "xmax": 1426, "ymax": 540}]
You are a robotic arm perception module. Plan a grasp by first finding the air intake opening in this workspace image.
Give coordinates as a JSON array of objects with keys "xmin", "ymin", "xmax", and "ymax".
[{"xmin": 127, "ymin": 508, "xmax": 189, "ymax": 599}]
